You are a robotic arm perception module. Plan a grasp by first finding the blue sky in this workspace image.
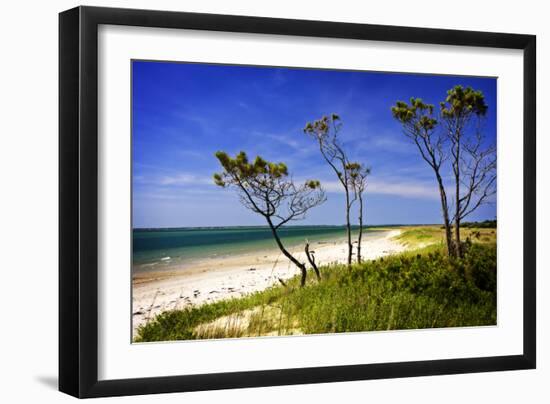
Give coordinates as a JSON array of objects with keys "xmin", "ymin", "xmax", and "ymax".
[{"xmin": 132, "ymin": 61, "xmax": 497, "ymax": 228}]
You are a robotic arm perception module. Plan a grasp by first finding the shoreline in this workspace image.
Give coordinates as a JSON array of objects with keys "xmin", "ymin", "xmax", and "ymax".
[{"xmin": 132, "ymin": 229, "xmax": 405, "ymax": 336}]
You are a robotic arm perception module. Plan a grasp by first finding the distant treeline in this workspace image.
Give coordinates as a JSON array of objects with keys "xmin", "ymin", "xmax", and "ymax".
[{"xmin": 453, "ymin": 220, "xmax": 497, "ymax": 229}]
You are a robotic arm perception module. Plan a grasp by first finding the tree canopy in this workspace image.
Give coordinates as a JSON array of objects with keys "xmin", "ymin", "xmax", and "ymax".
[
  {"xmin": 391, "ymin": 85, "xmax": 495, "ymax": 258},
  {"xmin": 440, "ymin": 85, "xmax": 488, "ymax": 119},
  {"xmin": 213, "ymin": 151, "xmax": 325, "ymax": 228}
]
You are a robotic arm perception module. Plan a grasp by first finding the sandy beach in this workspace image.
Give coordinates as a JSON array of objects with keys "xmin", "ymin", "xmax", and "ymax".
[{"xmin": 132, "ymin": 229, "xmax": 405, "ymax": 335}]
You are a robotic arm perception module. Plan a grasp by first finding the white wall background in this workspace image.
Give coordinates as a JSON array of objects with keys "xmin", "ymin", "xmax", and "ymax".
[{"xmin": 0, "ymin": 0, "xmax": 546, "ymax": 402}]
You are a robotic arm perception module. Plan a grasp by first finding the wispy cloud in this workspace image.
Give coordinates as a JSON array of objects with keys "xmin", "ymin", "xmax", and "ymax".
[
  {"xmin": 320, "ymin": 178, "xmax": 438, "ymax": 200},
  {"xmin": 134, "ymin": 187, "xmax": 221, "ymax": 202},
  {"xmin": 248, "ymin": 130, "xmax": 319, "ymax": 166},
  {"xmin": 238, "ymin": 101, "xmax": 252, "ymax": 110},
  {"xmin": 134, "ymin": 170, "xmax": 213, "ymax": 187},
  {"xmin": 175, "ymin": 149, "xmax": 206, "ymax": 159},
  {"xmin": 351, "ymin": 131, "xmax": 414, "ymax": 155},
  {"xmin": 158, "ymin": 173, "xmax": 212, "ymax": 186},
  {"xmin": 369, "ymin": 179, "xmax": 438, "ymax": 199},
  {"xmin": 259, "ymin": 132, "xmax": 302, "ymax": 150}
]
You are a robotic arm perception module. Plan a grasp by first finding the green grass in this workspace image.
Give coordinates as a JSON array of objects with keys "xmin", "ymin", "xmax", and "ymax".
[
  {"xmin": 393, "ymin": 225, "xmax": 496, "ymax": 249},
  {"xmin": 135, "ymin": 228, "xmax": 497, "ymax": 342}
]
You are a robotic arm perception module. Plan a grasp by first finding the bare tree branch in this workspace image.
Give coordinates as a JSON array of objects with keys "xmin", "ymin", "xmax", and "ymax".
[
  {"xmin": 391, "ymin": 98, "xmax": 455, "ymax": 257},
  {"xmin": 304, "ymin": 114, "xmax": 356, "ymax": 266},
  {"xmin": 440, "ymin": 86, "xmax": 492, "ymax": 257},
  {"xmin": 213, "ymin": 151, "xmax": 326, "ymax": 286}
]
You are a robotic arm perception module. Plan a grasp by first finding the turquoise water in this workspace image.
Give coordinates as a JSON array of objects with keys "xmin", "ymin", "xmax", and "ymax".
[{"xmin": 133, "ymin": 225, "xmax": 381, "ymax": 273}]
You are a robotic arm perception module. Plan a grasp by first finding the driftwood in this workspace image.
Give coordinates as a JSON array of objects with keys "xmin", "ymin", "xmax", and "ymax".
[{"xmin": 305, "ymin": 240, "xmax": 321, "ymax": 281}]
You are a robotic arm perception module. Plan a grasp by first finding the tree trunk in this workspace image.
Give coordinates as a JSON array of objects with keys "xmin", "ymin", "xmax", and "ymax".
[
  {"xmin": 316, "ymin": 142, "xmax": 353, "ymax": 267},
  {"xmin": 357, "ymin": 194, "xmax": 364, "ymax": 263},
  {"xmin": 455, "ymin": 216, "xmax": 461, "ymax": 257},
  {"xmin": 454, "ymin": 137, "xmax": 462, "ymax": 258},
  {"xmin": 266, "ymin": 217, "xmax": 307, "ymax": 286},
  {"xmin": 435, "ymin": 172, "xmax": 454, "ymax": 257},
  {"xmin": 344, "ymin": 189, "xmax": 353, "ymax": 267}
]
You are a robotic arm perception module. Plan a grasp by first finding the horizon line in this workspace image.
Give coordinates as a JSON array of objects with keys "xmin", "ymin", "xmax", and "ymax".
[{"xmin": 132, "ymin": 220, "xmax": 496, "ymax": 231}]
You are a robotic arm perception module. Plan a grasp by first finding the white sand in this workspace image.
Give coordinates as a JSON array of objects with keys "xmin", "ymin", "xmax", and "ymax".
[{"xmin": 132, "ymin": 229, "xmax": 404, "ymax": 335}]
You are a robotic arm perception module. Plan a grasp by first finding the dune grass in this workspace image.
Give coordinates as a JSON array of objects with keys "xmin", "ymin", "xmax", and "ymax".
[
  {"xmin": 394, "ymin": 225, "xmax": 496, "ymax": 249},
  {"xmin": 134, "ymin": 226, "xmax": 497, "ymax": 342}
]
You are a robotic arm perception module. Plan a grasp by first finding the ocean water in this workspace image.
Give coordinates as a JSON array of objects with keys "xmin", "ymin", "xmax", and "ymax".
[{"xmin": 132, "ymin": 225, "xmax": 381, "ymax": 273}]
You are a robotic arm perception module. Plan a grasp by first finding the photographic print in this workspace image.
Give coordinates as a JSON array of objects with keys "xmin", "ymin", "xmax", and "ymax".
[{"xmin": 131, "ymin": 61, "xmax": 497, "ymax": 343}]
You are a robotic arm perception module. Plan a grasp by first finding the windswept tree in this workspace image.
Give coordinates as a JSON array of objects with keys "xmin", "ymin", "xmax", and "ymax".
[
  {"xmin": 391, "ymin": 98, "xmax": 455, "ymax": 257},
  {"xmin": 346, "ymin": 162, "xmax": 371, "ymax": 263},
  {"xmin": 440, "ymin": 86, "xmax": 495, "ymax": 256},
  {"xmin": 304, "ymin": 114, "xmax": 356, "ymax": 266},
  {"xmin": 392, "ymin": 86, "xmax": 496, "ymax": 258},
  {"xmin": 213, "ymin": 151, "xmax": 326, "ymax": 287}
]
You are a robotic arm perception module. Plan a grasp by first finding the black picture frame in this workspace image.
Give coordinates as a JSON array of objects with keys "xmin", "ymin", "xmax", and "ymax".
[{"xmin": 59, "ymin": 5, "xmax": 536, "ymax": 398}]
